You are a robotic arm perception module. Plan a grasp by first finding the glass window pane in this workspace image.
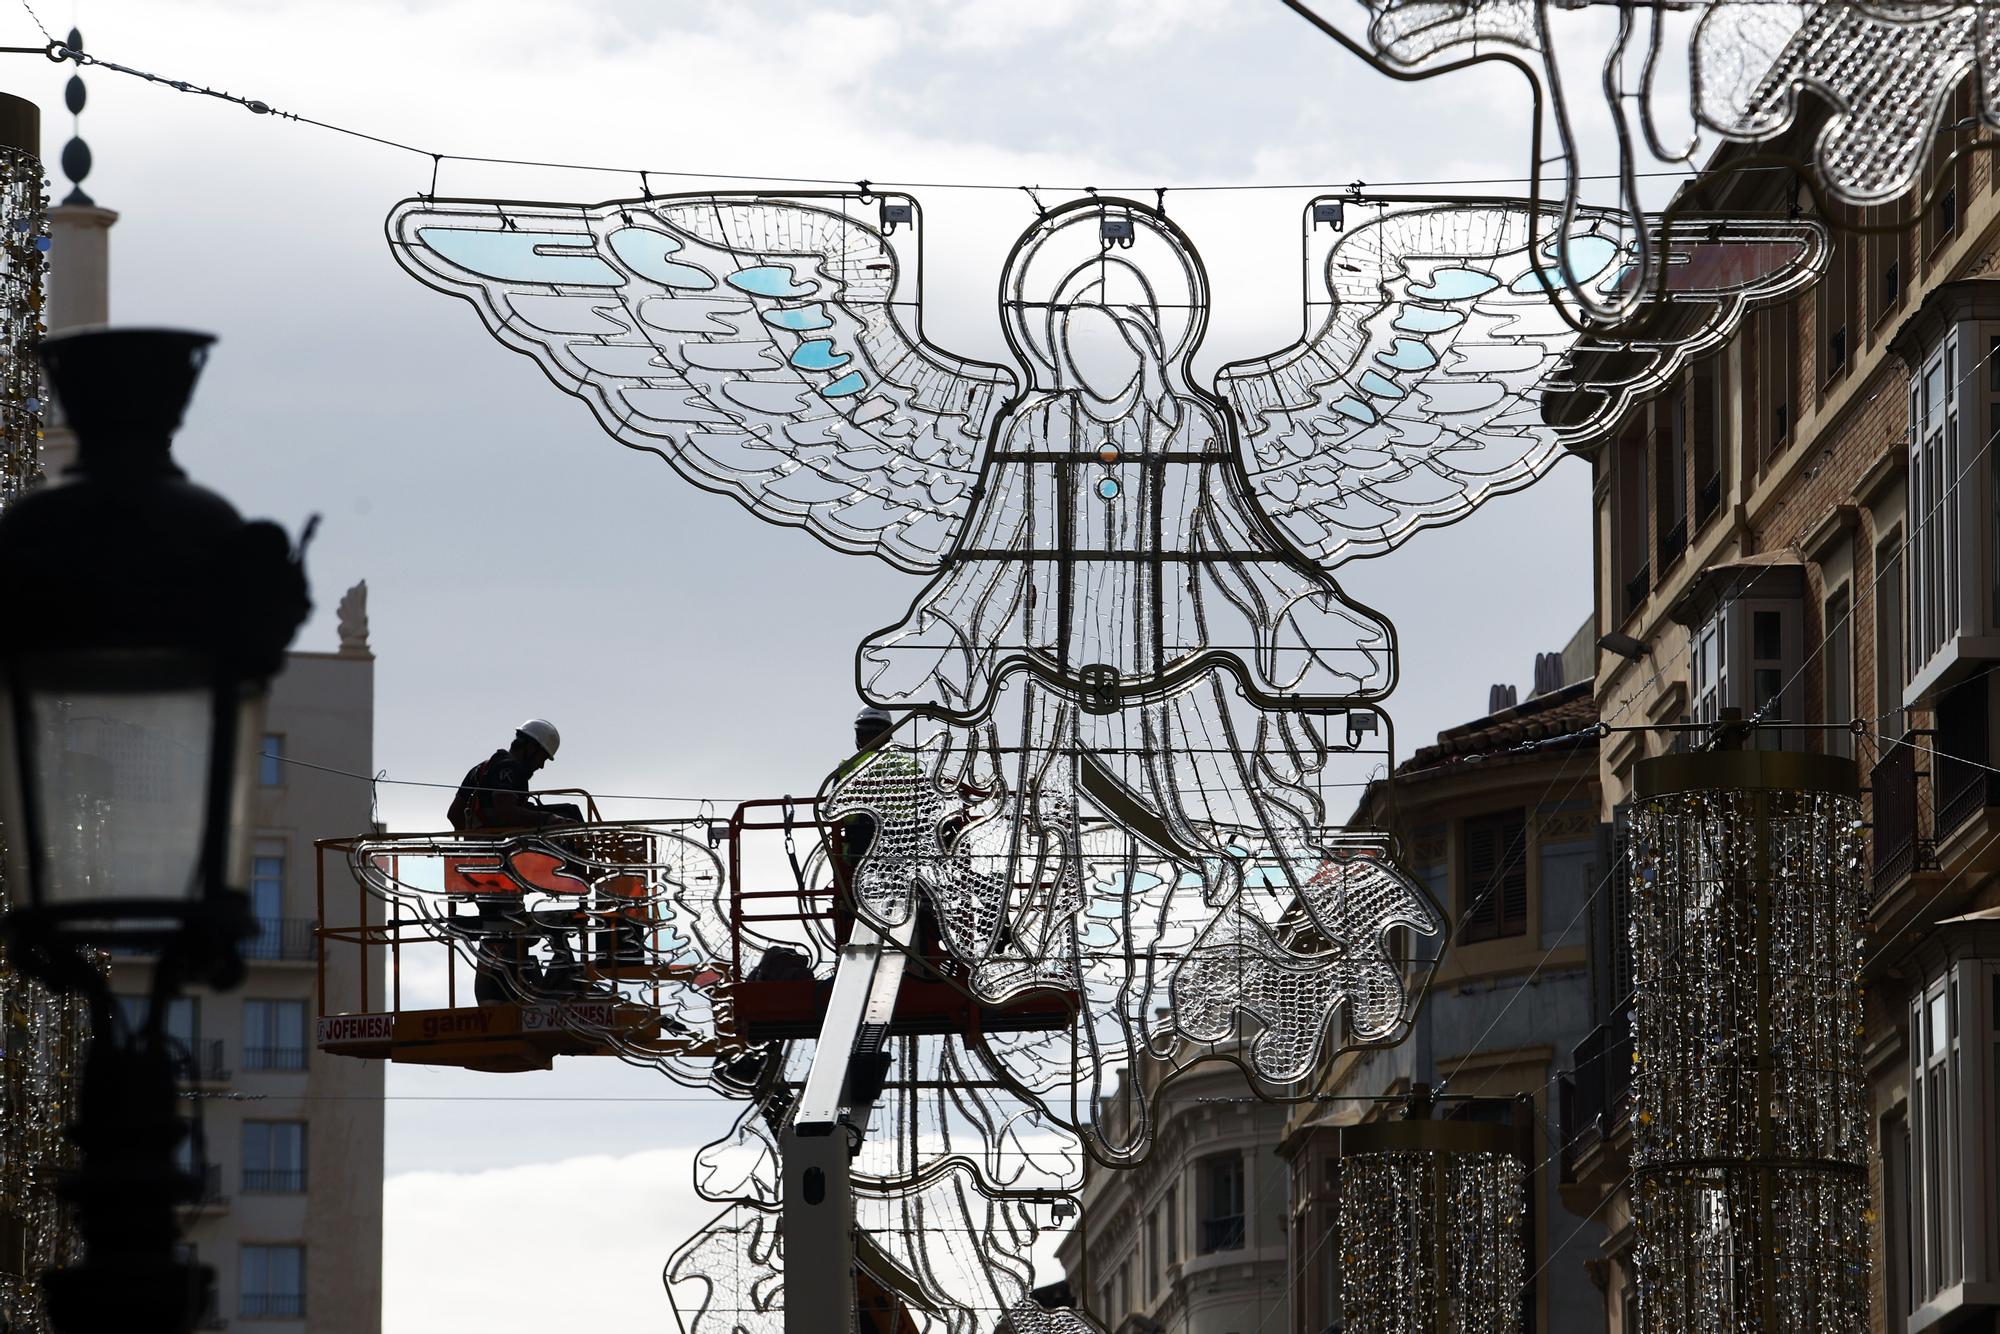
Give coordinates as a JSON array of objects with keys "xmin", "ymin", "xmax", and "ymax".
[{"xmin": 259, "ymin": 734, "xmax": 283, "ymax": 787}]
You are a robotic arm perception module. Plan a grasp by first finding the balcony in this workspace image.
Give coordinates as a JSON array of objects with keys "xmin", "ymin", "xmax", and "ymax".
[
  {"xmin": 242, "ymin": 1046, "xmax": 307, "ymax": 1073},
  {"xmin": 1660, "ymin": 516, "xmax": 1688, "ymax": 569},
  {"xmin": 176, "ymin": 1162, "xmax": 227, "ymax": 1211},
  {"xmin": 1696, "ymin": 474, "xmax": 1724, "ymax": 527},
  {"xmin": 242, "ymin": 1167, "xmax": 306, "ymax": 1194},
  {"xmin": 1623, "ymin": 563, "xmax": 1650, "ymax": 620},
  {"xmin": 175, "ymin": 1037, "xmax": 231, "ymax": 1085},
  {"xmin": 1197, "ymin": 1216, "xmax": 1245, "ymax": 1253},
  {"xmin": 239, "ymin": 1293, "xmax": 304, "ymax": 1320},
  {"xmin": 243, "ymin": 918, "xmax": 319, "ymax": 963},
  {"xmin": 1871, "ymin": 735, "xmax": 1938, "ymax": 896}
]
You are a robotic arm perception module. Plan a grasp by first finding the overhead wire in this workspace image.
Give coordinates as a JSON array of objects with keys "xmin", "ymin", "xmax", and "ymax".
[{"xmin": 0, "ymin": 14, "xmax": 1827, "ymax": 202}]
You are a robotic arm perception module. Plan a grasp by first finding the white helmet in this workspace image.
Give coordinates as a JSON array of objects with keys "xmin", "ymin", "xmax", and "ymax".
[{"xmin": 516, "ymin": 718, "xmax": 560, "ymax": 760}]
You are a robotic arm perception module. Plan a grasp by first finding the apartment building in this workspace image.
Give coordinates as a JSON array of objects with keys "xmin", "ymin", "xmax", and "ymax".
[
  {"xmin": 1057, "ymin": 1039, "xmax": 1292, "ymax": 1334},
  {"xmin": 1282, "ymin": 638, "xmax": 1606, "ymax": 1334},
  {"xmin": 106, "ymin": 608, "xmax": 383, "ymax": 1332},
  {"xmin": 43, "ymin": 124, "xmax": 386, "ymax": 1331},
  {"xmin": 1557, "ymin": 101, "xmax": 2000, "ymax": 1334}
]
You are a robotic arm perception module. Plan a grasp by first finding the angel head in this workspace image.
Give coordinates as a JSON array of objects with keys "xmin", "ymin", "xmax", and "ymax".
[{"xmin": 1003, "ymin": 204, "xmax": 1206, "ymax": 413}]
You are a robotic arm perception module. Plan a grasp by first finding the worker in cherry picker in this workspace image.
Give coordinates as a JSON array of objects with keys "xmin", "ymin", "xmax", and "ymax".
[
  {"xmin": 447, "ymin": 719, "xmax": 582, "ymax": 831},
  {"xmin": 447, "ymin": 718, "xmax": 586, "ymax": 1002}
]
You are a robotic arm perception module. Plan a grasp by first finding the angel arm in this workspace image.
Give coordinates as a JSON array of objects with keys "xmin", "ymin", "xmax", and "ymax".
[
  {"xmin": 387, "ymin": 193, "xmax": 1018, "ymax": 573},
  {"xmin": 1217, "ymin": 203, "xmax": 1824, "ymax": 570}
]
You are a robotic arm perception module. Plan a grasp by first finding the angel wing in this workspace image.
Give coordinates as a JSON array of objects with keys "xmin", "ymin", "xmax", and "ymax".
[
  {"xmin": 1216, "ymin": 203, "xmax": 1824, "ymax": 569},
  {"xmin": 387, "ymin": 193, "xmax": 1018, "ymax": 573}
]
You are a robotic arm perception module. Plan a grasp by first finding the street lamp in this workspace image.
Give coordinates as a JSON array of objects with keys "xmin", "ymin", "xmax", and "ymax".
[{"xmin": 0, "ymin": 326, "xmax": 312, "ymax": 1331}]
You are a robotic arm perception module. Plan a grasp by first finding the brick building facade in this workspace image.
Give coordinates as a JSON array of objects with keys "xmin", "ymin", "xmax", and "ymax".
[{"xmin": 1559, "ymin": 110, "xmax": 2000, "ymax": 1334}]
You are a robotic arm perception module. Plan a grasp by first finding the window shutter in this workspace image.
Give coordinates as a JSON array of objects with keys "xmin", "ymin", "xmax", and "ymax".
[
  {"xmin": 1461, "ymin": 818, "xmax": 1500, "ymax": 942},
  {"xmin": 1499, "ymin": 810, "xmax": 1529, "ymax": 937}
]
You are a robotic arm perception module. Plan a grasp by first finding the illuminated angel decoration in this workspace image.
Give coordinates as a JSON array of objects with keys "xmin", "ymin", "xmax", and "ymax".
[
  {"xmin": 388, "ymin": 189, "xmax": 1816, "ymax": 1334},
  {"xmin": 1287, "ymin": 0, "xmax": 1986, "ymax": 312},
  {"xmin": 388, "ymin": 191, "xmax": 1816, "ymax": 1142}
]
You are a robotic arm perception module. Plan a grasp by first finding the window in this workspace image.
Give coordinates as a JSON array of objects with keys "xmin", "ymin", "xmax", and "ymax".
[
  {"xmin": 1905, "ymin": 951, "xmax": 1999, "ymax": 1312},
  {"xmin": 1924, "ymin": 78, "xmax": 1976, "ymax": 261},
  {"xmin": 249, "ymin": 841, "xmax": 285, "ymax": 961},
  {"xmin": 1692, "ymin": 614, "xmax": 1728, "ymax": 728},
  {"xmin": 1459, "ymin": 809, "xmax": 1528, "ymax": 943},
  {"xmin": 1748, "ymin": 301, "xmax": 1798, "ymax": 467},
  {"xmin": 1869, "ymin": 198, "xmax": 1910, "ymax": 333},
  {"xmin": 1818, "ymin": 210, "xmax": 1857, "ymax": 388},
  {"xmin": 258, "ymin": 734, "xmax": 284, "ymax": 787},
  {"xmin": 1163, "ymin": 1183, "xmax": 1178, "ymax": 1267},
  {"xmin": 1878, "ymin": 534, "xmax": 1906, "ymax": 740},
  {"xmin": 1909, "ymin": 337, "xmax": 1964, "ymax": 679},
  {"xmin": 1145, "ymin": 1208, "xmax": 1159, "ymax": 1295},
  {"xmin": 1883, "ymin": 1108, "xmax": 1911, "ymax": 1332},
  {"xmin": 1196, "ymin": 1153, "xmax": 1245, "ymax": 1253},
  {"xmin": 117, "ymin": 994, "xmax": 218, "ymax": 1082},
  {"xmin": 1680, "ymin": 565, "xmax": 1806, "ymax": 745},
  {"xmin": 240, "ymin": 1243, "xmax": 305, "ymax": 1319},
  {"xmin": 1691, "ymin": 356, "xmax": 1724, "ymax": 527},
  {"xmin": 243, "ymin": 999, "xmax": 307, "ymax": 1072},
  {"xmin": 1824, "ymin": 586, "xmax": 1853, "ymax": 758},
  {"xmin": 242, "ymin": 1121, "xmax": 306, "ymax": 1193},
  {"xmin": 1656, "ymin": 391, "xmax": 1688, "ymax": 567},
  {"xmin": 1614, "ymin": 415, "xmax": 1650, "ymax": 619}
]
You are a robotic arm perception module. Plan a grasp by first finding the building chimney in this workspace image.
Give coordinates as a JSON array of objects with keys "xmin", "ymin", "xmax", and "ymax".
[{"xmin": 1487, "ymin": 683, "xmax": 1519, "ymax": 714}]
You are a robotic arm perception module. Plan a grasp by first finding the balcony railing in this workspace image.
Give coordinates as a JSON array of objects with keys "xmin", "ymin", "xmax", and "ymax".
[
  {"xmin": 1198, "ymin": 1216, "xmax": 1245, "ymax": 1253},
  {"xmin": 239, "ymin": 1293, "xmax": 303, "ymax": 1320},
  {"xmin": 243, "ymin": 918, "xmax": 319, "ymax": 963},
  {"xmin": 1660, "ymin": 516, "xmax": 1688, "ymax": 567},
  {"xmin": 1871, "ymin": 735, "xmax": 1936, "ymax": 896},
  {"xmin": 1623, "ymin": 563, "xmax": 1650, "ymax": 619},
  {"xmin": 175, "ymin": 1037, "xmax": 231, "ymax": 1084},
  {"xmin": 177, "ymin": 1162, "xmax": 227, "ymax": 1208},
  {"xmin": 242, "ymin": 1046, "xmax": 307, "ymax": 1073},
  {"xmin": 1695, "ymin": 473, "xmax": 1723, "ymax": 526},
  {"xmin": 241, "ymin": 1167, "xmax": 306, "ymax": 1194},
  {"xmin": 1562, "ymin": 1006, "xmax": 1633, "ymax": 1181}
]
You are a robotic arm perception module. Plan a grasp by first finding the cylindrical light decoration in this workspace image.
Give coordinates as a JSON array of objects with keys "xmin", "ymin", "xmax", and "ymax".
[
  {"xmin": 0, "ymin": 944, "xmax": 91, "ymax": 1332},
  {"xmin": 1338, "ymin": 1111, "xmax": 1530, "ymax": 1334},
  {"xmin": 1628, "ymin": 748, "xmax": 1867, "ymax": 1333},
  {"xmin": 0, "ymin": 92, "xmax": 45, "ymax": 509}
]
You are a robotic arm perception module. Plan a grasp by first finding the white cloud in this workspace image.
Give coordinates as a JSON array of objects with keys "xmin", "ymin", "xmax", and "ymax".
[{"xmin": 383, "ymin": 1148, "xmax": 710, "ymax": 1333}]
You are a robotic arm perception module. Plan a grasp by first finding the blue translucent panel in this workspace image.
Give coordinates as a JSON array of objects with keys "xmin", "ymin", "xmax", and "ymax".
[
  {"xmin": 1330, "ymin": 396, "xmax": 1378, "ymax": 424},
  {"xmin": 819, "ymin": 371, "xmax": 866, "ymax": 397},
  {"xmin": 763, "ymin": 305, "xmax": 834, "ymax": 331},
  {"xmin": 727, "ymin": 265, "xmax": 814, "ymax": 298},
  {"xmin": 1375, "ymin": 338, "xmax": 1438, "ymax": 371},
  {"xmin": 607, "ymin": 228, "xmax": 714, "ymax": 289},
  {"xmin": 418, "ymin": 228, "xmax": 621, "ymax": 286},
  {"xmin": 1096, "ymin": 478, "xmax": 1120, "ymax": 499},
  {"xmin": 1541, "ymin": 233, "xmax": 1619, "ymax": 278},
  {"xmin": 1407, "ymin": 266, "xmax": 1498, "ymax": 300},
  {"xmin": 789, "ymin": 339, "xmax": 852, "ymax": 371},
  {"xmin": 1513, "ymin": 233, "xmax": 1621, "ymax": 293},
  {"xmin": 1392, "ymin": 306, "xmax": 1464, "ymax": 334},
  {"xmin": 1357, "ymin": 370, "xmax": 1405, "ymax": 400}
]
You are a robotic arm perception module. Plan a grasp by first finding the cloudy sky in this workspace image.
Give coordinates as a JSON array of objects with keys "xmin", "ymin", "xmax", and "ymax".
[{"xmin": 7, "ymin": 1, "xmax": 1675, "ymax": 1326}]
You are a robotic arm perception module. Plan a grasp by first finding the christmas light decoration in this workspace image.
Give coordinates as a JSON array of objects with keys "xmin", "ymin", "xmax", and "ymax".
[
  {"xmin": 1338, "ymin": 1109, "xmax": 1530, "ymax": 1334},
  {"xmin": 0, "ymin": 942, "xmax": 91, "ymax": 1334},
  {"xmin": 1627, "ymin": 747, "xmax": 1868, "ymax": 1333},
  {"xmin": 0, "ymin": 93, "xmax": 44, "ymax": 509}
]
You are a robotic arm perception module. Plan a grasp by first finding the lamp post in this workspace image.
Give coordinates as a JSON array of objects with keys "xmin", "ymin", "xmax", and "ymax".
[{"xmin": 0, "ymin": 327, "xmax": 311, "ymax": 1331}]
